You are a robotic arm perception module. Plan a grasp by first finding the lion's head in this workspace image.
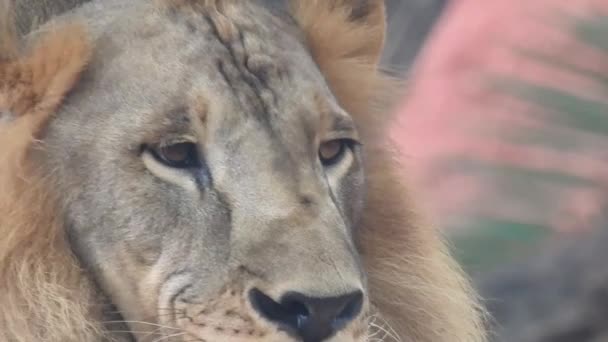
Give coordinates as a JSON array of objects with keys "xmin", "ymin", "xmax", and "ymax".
[{"xmin": 0, "ymin": 0, "xmax": 486, "ymax": 341}]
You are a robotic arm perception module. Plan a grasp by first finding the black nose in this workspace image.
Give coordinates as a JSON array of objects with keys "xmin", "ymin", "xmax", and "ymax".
[{"xmin": 249, "ymin": 288, "xmax": 363, "ymax": 342}]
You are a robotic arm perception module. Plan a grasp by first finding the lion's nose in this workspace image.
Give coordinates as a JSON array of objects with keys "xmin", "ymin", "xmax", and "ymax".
[{"xmin": 249, "ymin": 288, "xmax": 364, "ymax": 342}]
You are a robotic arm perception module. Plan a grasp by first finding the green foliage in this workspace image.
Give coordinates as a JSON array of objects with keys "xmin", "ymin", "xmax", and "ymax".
[
  {"xmin": 575, "ymin": 15, "xmax": 608, "ymax": 53},
  {"xmin": 442, "ymin": 157, "xmax": 600, "ymax": 188},
  {"xmin": 450, "ymin": 218, "xmax": 552, "ymax": 275},
  {"xmin": 495, "ymin": 77, "xmax": 608, "ymax": 136},
  {"xmin": 452, "ymin": 15, "xmax": 608, "ymax": 273}
]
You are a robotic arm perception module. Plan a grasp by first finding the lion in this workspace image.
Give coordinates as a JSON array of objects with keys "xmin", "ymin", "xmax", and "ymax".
[{"xmin": 0, "ymin": 0, "xmax": 487, "ymax": 341}]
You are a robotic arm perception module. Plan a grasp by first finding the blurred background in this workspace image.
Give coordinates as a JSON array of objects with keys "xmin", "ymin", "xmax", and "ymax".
[{"xmin": 383, "ymin": 1, "xmax": 608, "ymax": 341}]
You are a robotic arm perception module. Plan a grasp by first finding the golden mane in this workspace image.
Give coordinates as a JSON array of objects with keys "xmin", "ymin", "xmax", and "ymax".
[
  {"xmin": 0, "ymin": 0, "xmax": 486, "ymax": 341},
  {"xmin": 0, "ymin": 2, "xmax": 103, "ymax": 341}
]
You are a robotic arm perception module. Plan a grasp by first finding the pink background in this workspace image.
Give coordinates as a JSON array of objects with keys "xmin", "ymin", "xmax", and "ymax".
[{"xmin": 392, "ymin": 0, "xmax": 608, "ymax": 232}]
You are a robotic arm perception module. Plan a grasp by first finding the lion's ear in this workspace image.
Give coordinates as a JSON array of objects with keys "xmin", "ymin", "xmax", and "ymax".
[
  {"xmin": 290, "ymin": 0, "xmax": 386, "ymax": 66},
  {"xmin": 290, "ymin": 0, "xmax": 388, "ymax": 124},
  {"xmin": 0, "ymin": 23, "xmax": 91, "ymax": 125}
]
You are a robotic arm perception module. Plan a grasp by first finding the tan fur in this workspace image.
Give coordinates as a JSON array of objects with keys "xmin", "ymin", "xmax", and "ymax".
[
  {"xmin": 0, "ymin": 0, "xmax": 486, "ymax": 341},
  {"xmin": 0, "ymin": 0, "xmax": 18, "ymax": 61},
  {"xmin": 291, "ymin": 1, "xmax": 487, "ymax": 341},
  {"xmin": 0, "ymin": 115, "xmax": 105, "ymax": 342},
  {"xmin": 0, "ymin": 20, "xmax": 91, "ymax": 119},
  {"xmin": 0, "ymin": 4, "xmax": 102, "ymax": 341}
]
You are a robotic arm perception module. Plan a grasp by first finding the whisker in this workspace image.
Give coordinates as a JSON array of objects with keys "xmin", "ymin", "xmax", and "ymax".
[
  {"xmin": 140, "ymin": 327, "xmax": 171, "ymax": 340},
  {"xmin": 106, "ymin": 330, "xmax": 164, "ymax": 335},
  {"xmin": 366, "ymin": 314, "xmax": 402, "ymax": 342},
  {"xmin": 151, "ymin": 332, "xmax": 187, "ymax": 342},
  {"xmin": 369, "ymin": 322, "xmax": 391, "ymax": 341},
  {"xmin": 101, "ymin": 321, "xmax": 182, "ymax": 331}
]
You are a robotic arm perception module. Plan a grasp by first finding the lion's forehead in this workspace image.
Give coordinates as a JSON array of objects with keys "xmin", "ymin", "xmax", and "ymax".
[
  {"xmin": 67, "ymin": 0, "xmax": 332, "ymax": 144},
  {"xmin": 84, "ymin": 0, "xmax": 313, "ymax": 87}
]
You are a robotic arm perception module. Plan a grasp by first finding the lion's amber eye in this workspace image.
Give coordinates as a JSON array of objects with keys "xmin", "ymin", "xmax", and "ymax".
[
  {"xmin": 153, "ymin": 142, "xmax": 201, "ymax": 169},
  {"xmin": 319, "ymin": 139, "xmax": 352, "ymax": 166}
]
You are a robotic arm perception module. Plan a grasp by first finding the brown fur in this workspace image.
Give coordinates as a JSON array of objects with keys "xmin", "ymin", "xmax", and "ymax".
[
  {"xmin": 0, "ymin": 0, "xmax": 18, "ymax": 61},
  {"xmin": 0, "ymin": 3, "xmax": 103, "ymax": 341},
  {"xmin": 0, "ymin": 0, "xmax": 486, "ymax": 341}
]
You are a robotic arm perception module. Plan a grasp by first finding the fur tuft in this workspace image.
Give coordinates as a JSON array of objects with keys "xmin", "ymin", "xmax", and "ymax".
[
  {"xmin": 0, "ymin": 21, "xmax": 92, "ymax": 120},
  {"xmin": 291, "ymin": 1, "xmax": 488, "ymax": 341},
  {"xmin": 0, "ymin": 107, "xmax": 105, "ymax": 342},
  {"xmin": 0, "ymin": 5, "xmax": 101, "ymax": 341}
]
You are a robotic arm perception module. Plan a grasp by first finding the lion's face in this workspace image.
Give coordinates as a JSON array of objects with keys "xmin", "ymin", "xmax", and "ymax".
[{"xmin": 41, "ymin": 1, "xmax": 367, "ymax": 341}]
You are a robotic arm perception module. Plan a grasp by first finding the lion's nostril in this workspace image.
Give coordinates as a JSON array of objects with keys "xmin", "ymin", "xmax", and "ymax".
[
  {"xmin": 249, "ymin": 288, "xmax": 296, "ymax": 325},
  {"xmin": 249, "ymin": 288, "xmax": 363, "ymax": 342},
  {"xmin": 282, "ymin": 296, "xmax": 310, "ymax": 326}
]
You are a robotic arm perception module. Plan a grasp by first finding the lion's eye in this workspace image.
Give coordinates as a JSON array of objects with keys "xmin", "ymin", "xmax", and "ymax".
[
  {"xmin": 319, "ymin": 139, "xmax": 354, "ymax": 166},
  {"xmin": 152, "ymin": 142, "xmax": 201, "ymax": 169}
]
